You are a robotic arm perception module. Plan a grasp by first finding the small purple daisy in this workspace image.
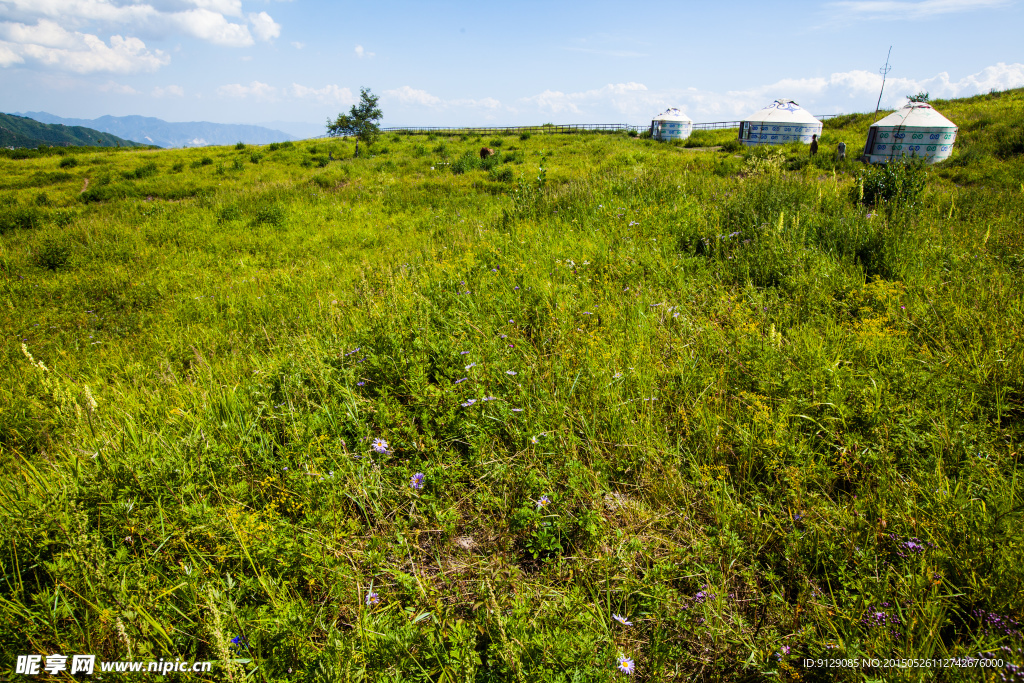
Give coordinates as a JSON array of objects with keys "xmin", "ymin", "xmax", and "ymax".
[
  {"xmin": 617, "ymin": 657, "xmax": 635, "ymax": 675},
  {"xmin": 410, "ymin": 472, "xmax": 425, "ymax": 490},
  {"xmin": 371, "ymin": 438, "xmax": 388, "ymax": 454}
]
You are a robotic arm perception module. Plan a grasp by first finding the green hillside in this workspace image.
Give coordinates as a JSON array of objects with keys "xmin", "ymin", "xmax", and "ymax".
[
  {"xmin": 1, "ymin": 90, "xmax": 1022, "ymax": 682},
  {"xmin": 0, "ymin": 112, "xmax": 147, "ymax": 149}
]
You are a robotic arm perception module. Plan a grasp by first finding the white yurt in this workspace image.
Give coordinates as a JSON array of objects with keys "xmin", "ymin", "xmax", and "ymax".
[
  {"xmin": 739, "ymin": 99, "xmax": 823, "ymax": 146},
  {"xmin": 862, "ymin": 102, "xmax": 957, "ymax": 164},
  {"xmin": 650, "ymin": 108, "xmax": 693, "ymax": 141}
]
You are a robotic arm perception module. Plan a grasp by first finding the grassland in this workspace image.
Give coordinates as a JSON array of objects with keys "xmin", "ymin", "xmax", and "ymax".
[{"xmin": 1, "ymin": 89, "xmax": 1023, "ymax": 682}]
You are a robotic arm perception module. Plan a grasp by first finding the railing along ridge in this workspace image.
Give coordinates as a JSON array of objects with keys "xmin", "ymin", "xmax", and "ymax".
[{"xmin": 313, "ymin": 116, "xmax": 844, "ymax": 139}]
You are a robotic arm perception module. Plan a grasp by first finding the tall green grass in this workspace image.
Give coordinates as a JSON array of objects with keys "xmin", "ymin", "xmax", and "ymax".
[{"xmin": 1, "ymin": 92, "xmax": 1023, "ymax": 682}]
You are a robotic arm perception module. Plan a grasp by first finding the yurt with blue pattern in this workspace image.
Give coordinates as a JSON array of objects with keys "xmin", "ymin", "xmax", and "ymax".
[
  {"xmin": 862, "ymin": 102, "xmax": 957, "ymax": 164},
  {"xmin": 650, "ymin": 108, "xmax": 693, "ymax": 141},
  {"xmin": 739, "ymin": 99, "xmax": 822, "ymax": 146}
]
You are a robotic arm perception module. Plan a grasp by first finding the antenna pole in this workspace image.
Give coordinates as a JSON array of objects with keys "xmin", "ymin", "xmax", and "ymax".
[{"xmin": 874, "ymin": 46, "xmax": 893, "ymax": 122}]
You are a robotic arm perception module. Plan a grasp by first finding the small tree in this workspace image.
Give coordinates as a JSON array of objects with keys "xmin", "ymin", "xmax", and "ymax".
[
  {"xmin": 907, "ymin": 91, "xmax": 930, "ymax": 103},
  {"xmin": 327, "ymin": 87, "xmax": 382, "ymax": 157}
]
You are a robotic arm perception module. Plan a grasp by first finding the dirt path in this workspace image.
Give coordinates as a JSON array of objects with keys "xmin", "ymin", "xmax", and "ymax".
[{"xmin": 80, "ymin": 177, "xmax": 89, "ymax": 193}]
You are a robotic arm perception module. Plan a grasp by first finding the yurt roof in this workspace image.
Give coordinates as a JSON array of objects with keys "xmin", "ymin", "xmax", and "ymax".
[
  {"xmin": 652, "ymin": 107, "xmax": 693, "ymax": 123},
  {"xmin": 744, "ymin": 99, "xmax": 821, "ymax": 124},
  {"xmin": 871, "ymin": 102, "xmax": 956, "ymax": 129}
]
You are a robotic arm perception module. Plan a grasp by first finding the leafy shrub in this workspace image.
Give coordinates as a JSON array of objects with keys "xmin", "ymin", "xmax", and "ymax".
[
  {"xmin": 412, "ymin": 145, "xmax": 427, "ymax": 157},
  {"xmin": 0, "ymin": 206, "xmax": 43, "ymax": 234},
  {"xmin": 34, "ymin": 192, "xmax": 53, "ymax": 207},
  {"xmin": 218, "ymin": 204, "xmax": 242, "ymax": 223},
  {"xmin": 432, "ymin": 142, "xmax": 449, "ymax": 157},
  {"xmin": 267, "ymin": 142, "xmax": 281, "ymax": 151},
  {"xmin": 519, "ymin": 132, "xmax": 532, "ymax": 141},
  {"xmin": 250, "ymin": 152, "xmax": 263, "ymax": 164},
  {"xmin": 80, "ymin": 184, "xmax": 141, "ymax": 203},
  {"xmin": 857, "ymin": 158, "xmax": 927, "ymax": 213},
  {"xmin": 51, "ymin": 209, "xmax": 77, "ymax": 228},
  {"xmin": 190, "ymin": 156, "xmax": 214, "ymax": 168},
  {"xmin": 172, "ymin": 161, "xmax": 184, "ymax": 173},
  {"xmin": 720, "ymin": 139, "xmax": 743, "ymax": 153},
  {"xmin": 994, "ymin": 125, "xmax": 1024, "ymax": 159},
  {"xmin": 35, "ymin": 237, "xmax": 72, "ymax": 271},
  {"xmin": 235, "ymin": 142, "xmax": 246, "ymax": 150},
  {"xmin": 489, "ymin": 165, "xmax": 513, "ymax": 182},
  {"xmin": 121, "ymin": 161, "xmax": 159, "ymax": 180},
  {"xmin": 489, "ymin": 138, "xmax": 503, "ymax": 148},
  {"xmin": 310, "ymin": 155, "xmax": 329, "ymax": 168},
  {"xmin": 58, "ymin": 157, "xmax": 78, "ymax": 169},
  {"xmin": 391, "ymin": 135, "xmax": 401, "ymax": 143},
  {"xmin": 742, "ymin": 147, "xmax": 786, "ymax": 175},
  {"xmin": 232, "ymin": 158, "xmax": 245, "ymax": 171},
  {"xmin": 627, "ymin": 129, "xmax": 638, "ymax": 138},
  {"xmin": 252, "ymin": 203, "xmax": 286, "ymax": 227},
  {"xmin": 450, "ymin": 152, "xmax": 478, "ymax": 175},
  {"xmin": 639, "ymin": 129, "xmax": 652, "ymax": 139}
]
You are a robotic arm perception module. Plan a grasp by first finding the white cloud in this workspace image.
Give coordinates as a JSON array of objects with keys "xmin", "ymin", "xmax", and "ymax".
[
  {"xmin": 152, "ymin": 84, "xmax": 184, "ymax": 97},
  {"xmin": 381, "ymin": 86, "xmax": 505, "ymax": 115},
  {"xmin": 248, "ymin": 11, "xmax": 280, "ymax": 41},
  {"xmin": 289, "ymin": 83, "xmax": 354, "ymax": 104},
  {"xmin": 354, "ymin": 44, "xmax": 374, "ymax": 59},
  {"xmin": 520, "ymin": 82, "xmax": 648, "ymax": 116},
  {"xmin": 512, "ymin": 64, "xmax": 1024, "ymax": 122},
  {"xmin": 170, "ymin": 9, "xmax": 252, "ymax": 47},
  {"xmin": 0, "ymin": 41, "xmax": 25, "ymax": 66},
  {"xmin": 98, "ymin": 80, "xmax": 138, "ymax": 94},
  {"xmin": 384, "ymin": 85, "xmax": 441, "ymax": 106},
  {"xmin": 291, "ymin": 41, "xmax": 304, "ymax": 49},
  {"xmin": 831, "ymin": 0, "xmax": 1009, "ymax": 19},
  {"xmin": 0, "ymin": 0, "xmax": 277, "ymax": 52},
  {"xmin": 0, "ymin": 20, "xmax": 168, "ymax": 72},
  {"xmin": 217, "ymin": 79, "xmax": 276, "ymax": 99}
]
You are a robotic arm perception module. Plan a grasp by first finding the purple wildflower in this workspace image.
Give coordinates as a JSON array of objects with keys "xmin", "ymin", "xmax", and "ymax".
[
  {"xmin": 365, "ymin": 591, "xmax": 380, "ymax": 606},
  {"xmin": 454, "ymin": 377, "xmax": 467, "ymax": 384},
  {"xmin": 612, "ymin": 614, "xmax": 632, "ymax": 626},
  {"xmin": 371, "ymin": 438, "xmax": 388, "ymax": 454},
  {"xmin": 536, "ymin": 495, "xmax": 550, "ymax": 509},
  {"xmin": 617, "ymin": 657, "xmax": 635, "ymax": 675},
  {"xmin": 461, "ymin": 398, "xmax": 477, "ymax": 407},
  {"xmin": 410, "ymin": 472, "xmax": 425, "ymax": 490}
]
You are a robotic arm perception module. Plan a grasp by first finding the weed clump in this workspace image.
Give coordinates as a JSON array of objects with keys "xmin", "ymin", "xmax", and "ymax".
[
  {"xmin": 450, "ymin": 152, "xmax": 477, "ymax": 175},
  {"xmin": 252, "ymin": 203, "xmax": 286, "ymax": 227},
  {"xmin": 121, "ymin": 161, "xmax": 159, "ymax": 180},
  {"xmin": 35, "ymin": 236, "xmax": 72, "ymax": 270},
  {"xmin": 58, "ymin": 156, "xmax": 78, "ymax": 168},
  {"xmin": 857, "ymin": 158, "xmax": 927, "ymax": 213}
]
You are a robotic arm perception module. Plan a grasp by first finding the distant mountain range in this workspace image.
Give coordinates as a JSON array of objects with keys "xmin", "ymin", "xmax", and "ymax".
[
  {"xmin": 15, "ymin": 112, "xmax": 302, "ymax": 148},
  {"xmin": 1, "ymin": 112, "xmax": 146, "ymax": 149}
]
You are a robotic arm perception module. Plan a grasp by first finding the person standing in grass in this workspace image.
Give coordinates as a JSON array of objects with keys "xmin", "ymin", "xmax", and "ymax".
[
  {"xmin": 810, "ymin": 133, "xmax": 819, "ymax": 156},
  {"xmin": 838, "ymin": 141, "xmax": 847, "ymax": 161}
]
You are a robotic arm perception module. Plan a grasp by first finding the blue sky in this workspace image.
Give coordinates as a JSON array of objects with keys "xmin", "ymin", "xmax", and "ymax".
[{"xmin": 1, "ymin": 0, "xmax": 1022, "ymax": 135}]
